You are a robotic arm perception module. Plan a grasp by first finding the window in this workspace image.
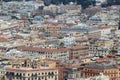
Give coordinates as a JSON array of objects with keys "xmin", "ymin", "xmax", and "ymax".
[
  {"xmin": 42, "ymin": 73, "xmax": 44, "ymax": 75},
  {"xmin": 38, "ymin": 77, "xmax": 41, "ymax": 80},
  {"xmin": 48, "ymin": 72, "xmax": 51, "ymax": 75},
  {"xmin": 48, "ymin": 76, "xmax": 50, "ymax": 78},
  {"xmin": 51, "ymin": 76, "xmax": 53, "ymax": 78},
  {"xmin": 76, "ymin": 74, "xmax": 79, "ymax": 78},
  {"xmin": 51, "ymin": 72, "xmax": 54, "ymax": 75},
  {"xmin": 23, "ymin": 73, "xmax": 25, "ymax": 76}
]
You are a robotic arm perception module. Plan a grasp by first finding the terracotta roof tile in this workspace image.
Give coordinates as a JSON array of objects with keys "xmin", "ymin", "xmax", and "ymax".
[
  {"xmin": 17, "ymin": 46, "xmax": 68, "ymax": 53},
  {"xmin": 0, "ymin": 36, "xmax": 9, "ymax": 42},
  {"xmin": 98, "ymin": 26, "xmax": 110, "ymax": 29},
  {"xmin": 70, "ymin": 45, "xmax": 88, "ymax": 50},
  {"xmin": 6, "ymin": 68, "xmax": 58, "ymax": 72},
  {"xmin": 42, "ymin": 21, "xmax": 60, "ymax": 25}
]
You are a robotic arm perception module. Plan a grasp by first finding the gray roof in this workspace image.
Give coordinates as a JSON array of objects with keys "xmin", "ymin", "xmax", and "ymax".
[
  {"xmin": 0, "ymin": 65, "xmax": 5, "ymax": 69},
  {"xmin": 61, "ymin": 26, "xmax": 99, "ymax": 33},
  {"xmin": 46, "ymin": 39, "xmax": 60, "ymax": 45},
  {"xmin": 85, "ymin": 62, "xmax": 117, "ymax": 69}
]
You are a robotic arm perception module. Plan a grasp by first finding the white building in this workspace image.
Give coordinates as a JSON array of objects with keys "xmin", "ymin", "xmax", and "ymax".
[
  {"xmin": 96, "ymin": 0, "xmax": 107, "ymax": 6},
  {"xmin": 115, "ymin": 30, "xmax": 120, "ymax": 38},
  {"xmin": 67, "ymin": 73, "xmax": 109, "ymax": 80},
  {"xmin": 63, "ymin": 34, "xmax": 76, "ymax": 47},
  {"xmin": 98, "ymin": 26, "xmax": 112, "ymax": 37}
]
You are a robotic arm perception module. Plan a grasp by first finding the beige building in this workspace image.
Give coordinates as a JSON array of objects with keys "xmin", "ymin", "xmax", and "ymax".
[
  {"xmin": 0, "ymin": 66, "xmax": 5, "ymax": 78},
  {"xmin": 67, "ymin": 68, "xmax": 81, "ymax": 79},
  {"xmin": 5, "ymin": 59, "xmax": 64, "ymax": 80},
  {"xmin": 69, "ymin": 45, "xmax": 89, "ymax": 59},
  {"xmin": 82, "ymin": 63, "xmax": 119, "ymax": 80},
  {"xmin": 17, "ymin": 46, "xmax": 69, "ymax": 61}
]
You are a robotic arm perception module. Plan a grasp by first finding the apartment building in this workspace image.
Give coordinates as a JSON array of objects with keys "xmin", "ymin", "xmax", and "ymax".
[
  {"xmin": 5, "ymin": 58, "xmax": 64, "ymax": 80},
  {"xmin": 17, "ymin": 46, "xmax": 69, "ymax": 61},
  {"xmin": 82, "ymin": 62, "xmax": 119, "ymax": 80},
  {"xmin": 69, "ymin": 45, "xmax": 89, "ymax": 59}
]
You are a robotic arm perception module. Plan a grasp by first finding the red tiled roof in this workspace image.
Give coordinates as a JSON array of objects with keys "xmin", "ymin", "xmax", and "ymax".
[
  {"xmin": 15, "ymin": 34, "xmax": 23, "ymax": 38},
  {"xmin": 0, "ymin": 36, "xmax": 9, "ymax": 42},
  {"xmin": 66, "ymin": 23, "xmax": 76, "ymax": 26},
  {"xmin": 43, "ymin": 59, "xmax": 60, "ymax": 63},
  {"xmin": 76, "ymin": 39, "xmax": 89, "ymax": 42},
  {"xmin": 17, "ymin": 46, "xmax": 68, "ymax": 53},
  {"xmin": 98, "ymin": 26, "xmax": 110, "ymax": 29},
  {"xmin": 96, "ymin": 58, "xmax": 105, "ymax": 62},
  {"xmin": 6, "ymin": 68, "xmax": 58, "ymax": 73},
  {"xmin": 107, "ymin": 54, "xmax": 115, "ymax": 58},
  {"xmin": 42, "ymin": 21, "xmax": 60, "ymax": 25},
  {"xmin": 70, "ymin": 45, "xmax": 88, "ymax": 50}
]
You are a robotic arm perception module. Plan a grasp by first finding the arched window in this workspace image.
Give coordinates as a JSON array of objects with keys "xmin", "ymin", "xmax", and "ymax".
[
  {"xmin": 51, "ymin": 72, "xmax": 54, "ymax": 75},
  {"xmin": 45, "ymin": 72, "xmax": 47, "ymax": 75},
  {"xmin": 42, "ymin": 73, "xmax": 44, "ymax": 75}
]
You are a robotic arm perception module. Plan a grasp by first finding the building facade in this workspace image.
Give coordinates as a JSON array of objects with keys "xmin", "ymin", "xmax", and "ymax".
[{"xmin": 82, "ymin": 63, "xmax": 119, "ymax": 80}]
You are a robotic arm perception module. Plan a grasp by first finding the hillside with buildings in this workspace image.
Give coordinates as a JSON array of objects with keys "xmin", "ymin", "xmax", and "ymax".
[
  {"xmin": 2, "ymin": 0, "xmax": 120, "ymax": 9},
  {"xmin": 0, "ymin": 0, "xmax": 120, "ymax": 80}
]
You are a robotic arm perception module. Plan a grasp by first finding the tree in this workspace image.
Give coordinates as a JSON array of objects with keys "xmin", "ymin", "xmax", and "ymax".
[
  {"xmin": 43, "ymin": 0, "xmax": 52, "ymax": 6},
  {"xmin": 107, "ymin": 0, "xmax": 113, "ymax": 6},
  {"xmin": 59, "ymin": 42, "xmax": 64, "ymax": 47},
  {"xmin": 77, "ymin": 0, "xmax": 93, "ymax": 9},
  {"xmin": 106, "ymin": 0, "xmax": 120, "ymax": 6},
  {"xmin": 43, "ymin": 0, "xmax": 95, "ymax": 9},
  {"xmin": 11, "ymin": 16, "xmax": 18, "ymax": 20}
]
